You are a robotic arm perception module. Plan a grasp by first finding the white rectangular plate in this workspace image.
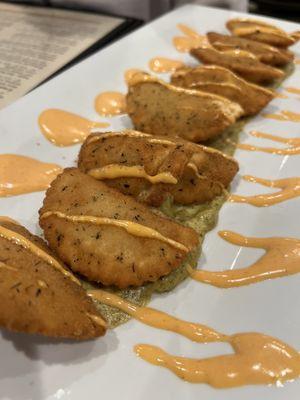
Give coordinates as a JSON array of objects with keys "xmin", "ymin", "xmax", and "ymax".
[{"xmin": 1, "ymin": 5, "xmax": 300, "ymax": 400}]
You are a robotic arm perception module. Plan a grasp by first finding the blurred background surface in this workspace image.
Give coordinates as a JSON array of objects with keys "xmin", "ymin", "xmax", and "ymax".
[{"xmin": 6, "ymin": 0, "xmax": 300, "ymax": 22}]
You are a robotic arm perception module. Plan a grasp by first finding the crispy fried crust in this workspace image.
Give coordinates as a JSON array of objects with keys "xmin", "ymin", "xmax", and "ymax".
[
  {"xmin": 39, "ymin": 168, "xmax": 199, "ymax": 288},
  {"xmin": 78, "ymin": 130, "xmax": 238, "ymax": 206},
  {"xmin": 0, "ymin": 221, "xmax": 105, "ymax": 339},
  {"xmin": 171, "ymin": 65, "xmax": 275, "ymax": 116},
  {"xmin": 126, "ymin": 75, "xmax": 243, "ymax": 142},
  {"xmin": 226, "ymin": 18, "xmax": 295, "ymax": 48},
  {"xmin": 191, "ymin": 46, "xmax": 284, "ymax": 84},
  {"xmin": 207, "ymin": 32, "xmax": 294, "ymax": 66}
]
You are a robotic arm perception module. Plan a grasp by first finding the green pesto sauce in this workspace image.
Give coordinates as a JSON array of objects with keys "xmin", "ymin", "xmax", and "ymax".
[{"xmin": 82, "ymin": 63, "xmax": 294, "ymax": 328}]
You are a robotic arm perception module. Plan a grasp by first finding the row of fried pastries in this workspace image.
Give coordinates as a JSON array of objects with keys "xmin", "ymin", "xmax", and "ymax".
[
  {"xmin": 127, "ymin": 18, "xmax": 298, "ymax": 142},
  {"xmin": 0, "ymin": 18, "xmax": 296, "ymax": 340}
]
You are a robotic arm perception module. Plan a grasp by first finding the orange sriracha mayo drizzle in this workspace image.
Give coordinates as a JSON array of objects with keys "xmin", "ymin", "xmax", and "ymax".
[
  {"xmin": 40, "ymin": 211, "xmax": 188, "ymax": 253},
  {"xmin": 284, "ymin": 87, "xmax": 300, "ymax": 95},
  {"xmin": 0, "ymin": 222, "xmax": 80, "ymax": 285},
  {"xmin": 87, "ymin": 164, "xmax": 178, "ymax": 185},
  {"xmin": 0, "ymin": 154, "xmax": 62, "ymax": 197},
  {"xmin": 94, "ymin": 91, "xmax": 127, "ymax": 116},
  {"xmin": 148, "ymin": 57, "xmax": 185, "ymax": 73},
  {"xmin": 124, "ymin": 69, "xmax": 144, "ymax": 85},
  {"xmin": 173, "ymin": 23, "xmax": 209, "ymax": 52},
  {"xmin": 262, "ymin": 110, "xmax": 300, "ymax": 122},
  {"xmin": 135, "ymin": 333, "xmax": 300, "ymax": 388},
  {"xmin": 229, "ymin": 175, "xmax": 300, "ymax": 207},
  {"xmin": 87, "ymin": 289, "xmax": 300, "ymax": 388},
  {"xmin": 86, "ymin": 313, "xmax": 107, "ymax": 329},
  {"xmin": 87, "ymin": 289, "xmax": 226, "ymax": 343},
  {"xmin": 38, "ymin": 109, "xmax": 109, "ymax": 146},
  {"xmin": 188, "ymin": 230, "xmax": 300, "ymax": 288},
  {"xmin": 274, "ymin": 92, "xmax": 288, "ymax": 99},
  {"xmin": 236, "ymin": 131, "xmax": 300, "ymax": 155}
]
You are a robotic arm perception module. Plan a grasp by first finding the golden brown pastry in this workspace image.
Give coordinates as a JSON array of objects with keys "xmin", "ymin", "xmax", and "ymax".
[
  {"xmin": 171, "ymin": 65, "xmax": 275, "ymax": 116},
  {"xmin": 226, "ymin": 18, "xmax": 296, "ymax": 48},
  {"xmin": 39, "ymin": 168, "xmax": 199, "ymax": 288},
  {"xmin": 78, "ymin": 130, "xmax": 238, "ymax": 206},
  {"xmin": 126, "ymin": 72, "xmax": 243, "ymax": 142},
  {"xmin": 0, "ymin": 219, "xmax": 106, "ymax": 339},
  {"xmin": 190, "ymin": 46, "xmax": 284, "ymax": 84},
  {"xmin": 207, "ymin": 32, "xmax": 294, "ymax": 66}
]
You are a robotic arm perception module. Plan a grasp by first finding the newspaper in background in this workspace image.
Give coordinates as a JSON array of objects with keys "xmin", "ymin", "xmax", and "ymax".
[{"xmin": 0, "ymin": 3, "xmax": 123, "ymax": 109}]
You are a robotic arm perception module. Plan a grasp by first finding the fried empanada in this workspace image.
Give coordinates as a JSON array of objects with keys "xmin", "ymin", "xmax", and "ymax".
[
  {"xmin": 191, "ymin": 46, "xmax": 284, "ymax": 84},
  {"xmin": 207, "ymin": 32, "xmax": 294, "ymax": 66},
  {"xmin": 171, "ymin": 65, "xmax": 274, "ymax": 116},
  {"xmin": 78, "ymin": 130, "xmax": 238, "ymax": 206},
  {"xmin": 226, "ymin": 18, "xmax": 296, "ymax": 48},
  {"xmin": 0, "ymin": 219, "xmax": 106, "ymax": 339},
  {"xmin": 126, "ymin": 73, "xmax": 243, "ymax": 142},
  {"xmin": 39, "ymin": 168, "xmax": 199, "ymax": 288}
]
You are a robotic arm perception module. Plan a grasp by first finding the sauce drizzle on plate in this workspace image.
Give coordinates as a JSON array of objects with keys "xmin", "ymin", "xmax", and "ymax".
[
  {"xmin": 135, "ymin": 333, "xmax": 300, "ymax": 388},
  {"xmin": 88, "ymin": 289, "xmax": 300, "ymax": 388},
  {"xmin": 188, "ymin": 230, "xmax": 300, "ymax": 287},
  {"xmin": 236, "ymin": 130, "xmax": 300, "ymax": 155},
  {"xmin": 149, "ymin": 57, "xmax": 185, "ymax": 73},
  {"xmin": 173, "ymin": 23, "xmax": 209, "ymax": 52},
  {"xmin": 229, "ymin": 175, "xmax": 300, "ymax": 207},
  {"xmin": 88, "ymin": 289, "xmax": 226, "ymax": 343},
  {"xmin": 284, "ymin": 87, "xmax": 300, "ymax": 95},
  {"xmin": 263, "ymin": 110, "xmax": 300, "ymax": 122}
]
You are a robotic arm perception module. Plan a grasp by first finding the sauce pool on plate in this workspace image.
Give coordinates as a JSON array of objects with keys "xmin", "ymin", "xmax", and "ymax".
[
  {"xmin": 149, "ymin": 57, "xmax": 185, "ymax": 73},
  {"xmin": 0, "ymin": 154, "xmax": 62, "ymax": 197},
  {"xmin": 39, "ymin": 109, "xmax": 109, "ymax": 146},
  {"xmin": 124, "ymin": 69, "xmax": 144, "ymax": 84},
  {"xmin": 135, "ymin": 333, "xmax": 300, "ymax": 388},
  {"xmin": 94, "ymin": 91, "xmax": 127, "ymax": 116}
]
